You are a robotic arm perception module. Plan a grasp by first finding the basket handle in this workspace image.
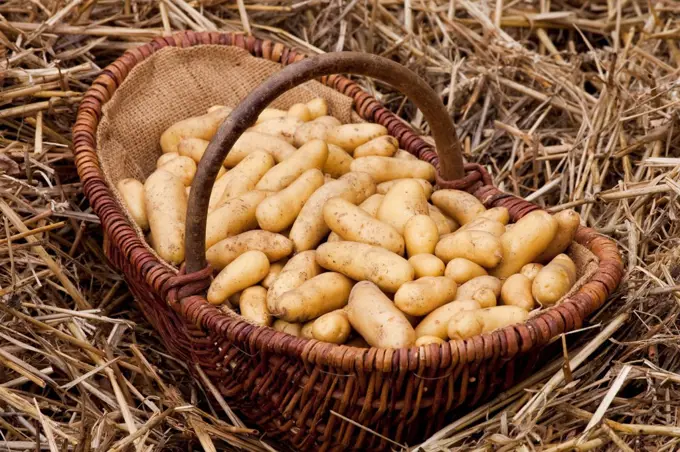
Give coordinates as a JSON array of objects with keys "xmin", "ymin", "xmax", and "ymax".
[{"xmin": 185, "ymin": 51, "xmax": 464, "ymax": 273}]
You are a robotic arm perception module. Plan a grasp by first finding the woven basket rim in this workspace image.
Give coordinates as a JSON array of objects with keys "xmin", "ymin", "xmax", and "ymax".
[{"xmin": 73, "ymin": 30, "xmax": 624, "ymax": 374}]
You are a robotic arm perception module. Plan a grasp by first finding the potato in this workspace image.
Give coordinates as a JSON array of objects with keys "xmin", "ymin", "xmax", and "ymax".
[
  {"xmin": 409, "ymin": 254, "xmax": 445, "ymax": 278},
  {"xmin": 207, "ymin": 105, "xmax": 227, "ymax": 113},
  {"xmin": 415, "ymin": 336, "xmax": 445, "ymax": 346},
  {"xmin": 208, "ymin": 172, "xmax": 232, "ymax": 213},
  {"xmin": 456, "ymin": 217, "xmax": 505, "ymax": 238},
  {"xmin": 536, "ymin": 210, "xmax": 580, "ymax": 263},
  {"xmin": 266, "ymin": 251, "xmax": 321, "ymax": 309},
  {"xmin": 177, "ymin": 137, "xmax": 208, "ymax": 162},
  {"xmin": 301, "ymin": 321, "xmax": 315, "ymax": 339},
  {"xmin": 206, "ymin": 230, "xmax": 293, "ymax": 269},
  {"xmin": 228, "ymin": 291, "xmax": 241, "ymax": 307},
  {"xmin": 205, "ymin": 190, "xmax": 267, "ymax": 249},
  {"xmin": 323, "ymin": 197, "xmax": 404, "ymax": 254},
  {"xmin": 312, "ymin": 310, "xmax": 351, "ymax": 344},
  {"xmin": 491, "ymin": 210, "xmax": 558, "ymax": 279},
  {"xmin": 347, "ymin": 281, "xmax": 415, "ymax": 348},
  {"xmin": 350, "ymin": 156, "xmax": 436, "ymax": 183},
  {"xmin": 448, "ymin": 306, "xmax": 529, "ymax": 340},
  {"xmin": 428, "ymin": 205, "xmax": 453, "ymax": 235},
  {"xmin": 346, "ymin": 336, "xmax": 370, "ymax": 348},
  {"xmin": 313, "ymin": 115, "xmax": 341, "ymax": 128},
  {"xmin": 273, "ymin": 319, "xmax": 302, "ymax": 336},
  {"xmin": 250, "ymin": 116, "xmax": 303, "ymax": 144},
  {"xmin": 326, "ymin": 123, "xmax": 387, "ymax": 151},
  {"xmin": 430, "ymin": 204, "xmax": 459, "ymax": 232},
  {"xmin": 359, "ymin": 194, "xmax": 384, "ymax": 217},
  {"xmin": 478, "ymin": 207, "xmax": 510, "ymax": 225},
  {"xmin": 224, "ymin": 131, "xmax": 296, "ymax": 167},
  {"xmin": 378, "ymin": 179, "xmax": 433, "ymax": 199},
  {"xmin": 117, "ymin": 178, "xmax": 148, "ymax": 231},
  {"xmin": 520, "ymin": 263, "xmax": 544, "ymax": 281},
  {"xmin": 394, "ymin": 149, "xmax": 418, "ymax": 160},
  {"xmin": 395, "ymin": 276, "xmax": 457, "ymax": 316},
  {"xmin": 327, "ymin": 232, "xmax": 342, "ymax": 242},
  {"xmin": 353, "ymin": 136, "xmax": 398, "ymax": 158},
  {"xmin": 158, "ymin": 155, "xmax": 196, "ymax": 186},
  {"xmin": 404, "ymin": 215, "xmax": 439, "ymax": 256},
  {"xmin": 316, "ymin": 242, "xmax": 414, "ymax": 292},
  {"xmin": 287, "ymin": 103, "xmax": 312, "ymax": 122},
  {"xmin": 256, "ymin": 108, "xmax": 287, "ymax": 123},
  {"xmin": 431, "ymin": 190, "xmax": 486, "ymax": 225},
  {"xmin": 239, "ymin": 286, "xmax": 272, "ymax": 326},
  {"xmin": 269, "ymin": 272, "xmax": 353, "ymax": 322},
  {"xmin": 256, "ymin": 140, "xmax": 328, "ymax": 192},
  {"xmin": 294, "ymin": 122, "xmax": 329, "ymax": 146},
  {"xmin": 217, "ymin": 151, "xmax": 274, "ymax": 205},
  {"xmin": 156, "ymin": 152, "xmax": 179, "ymax": 168},
  {"xmin": 323, "ymin": 144, "xmax": 353, "ymax": 178},
  {"xmin": 160, "ymin": 106, "xmax": 232, "ymax": 154},
  {"xmin": 262, "ymin": 259, "xmax": 286, "ymax": 289},
  {"xmin": 455, "ymin": 276, "xmax": 502, "ymax": 306},
  {"xmin": 144, "ymin": 170, "xmax": 187, "ymax": 264},
  {"xmin": 472, "ymin": 288, "xmax": 497, "ymax": 308},
  {"xmin": 415, "ymin": 299, "xmax": 481, "ymax": 339},
  {"xmin": 256, "ymin": 169, "xmax": 324, "ymax": 232},
  {"xmin": 307, "ymin": 98, "xmax": 328, "ymax": 119},
  {"xmin": 500, "ymin": 274, "xmax": 535, "ymax": 311},
  {"xmin": 444, "ymin": 258, "xmax": 488, "ymax": 284},
  {"xmin": 435, "ymin": 231, "xmax": 502, "ymax": 268},
  {"xmin": 289, "ymin": 172, "xmax": 375, "ymax": 251},
  {"xmin": 377, "ymin": 179, "xmax": 428, "ymax": 234},
  {"xmin": 207, "ymin": 251, "xmax": 270, "ymax": 304},
  {"xmin": 532, "ymin": 254, "xmax": 576, "ymax": 305}
]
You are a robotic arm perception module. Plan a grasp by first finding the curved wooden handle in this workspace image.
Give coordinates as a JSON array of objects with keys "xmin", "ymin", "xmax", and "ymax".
[{"xmin": 185, "ymin": 51, "xmax": 464, "ymax": 272}]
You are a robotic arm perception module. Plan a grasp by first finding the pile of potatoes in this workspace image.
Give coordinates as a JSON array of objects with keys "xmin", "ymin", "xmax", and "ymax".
[{"xmin": 116, "ymin": 97, "xmax": 583, "ymax": 349}]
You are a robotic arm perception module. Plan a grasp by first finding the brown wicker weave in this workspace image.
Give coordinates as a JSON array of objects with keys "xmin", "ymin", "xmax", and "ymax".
[{"xmin": 73, "ymin": 31, "xmax": 623, "ymax": 450}]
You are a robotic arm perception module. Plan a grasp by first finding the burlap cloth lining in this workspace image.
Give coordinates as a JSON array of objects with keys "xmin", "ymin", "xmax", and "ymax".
[{"xmin": 95, "ymin": 43, "xmax": 598, "ymax": 312}]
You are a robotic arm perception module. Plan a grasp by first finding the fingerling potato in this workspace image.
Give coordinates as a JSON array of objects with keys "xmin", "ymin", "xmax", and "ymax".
[
  {"xmin": 117, "ymin": 178, "xmax": 148, "ymax": 231},
  {"xmin": 207, "ymin": 250, "xmax": 270, "ymax": 304},
  {"xmin": 266, "ymin": 251, "xmax": 321, "ymax": 309},
  {"xmin": 217, "ymin": 150, "xmax": 274, "ymax": 205},
  {"xmin": 239, "ymin": 286, "xmax": 272, "ymax": 326},
  {"xmin": 205, "ymin": 190, "xmax": 267, "ymax": 249},
  {"xmin": 353, "ymin": 136, "xmax": 398, "ymax": 158},
  {"xmin": 448, "ymin": 306, "xmax": 529, "ymax": 340},
  {"xmin": 431, "ymin": 189, "xmax": 486, "ymax": 225},
  {"xmin": 536, "ymin": 209, "xmax": 580, "ymax": 263},
  {"xmin": 312, "ymin": 310, "xmax": 351, "ymax": 344},
  {"xmin": 394, "ymin": 276, "xmax": 458, "ymax": 316},
  {"xmin": 455, "ymin": 276, "xmax": 502, "ymax": 306},
  {"xmin": 326, "ymin": 123, "xmax": 387, "ymax": 151},
  {"xmin": 256, "ymin": 140, "xmax": 328, "ymax": 192},
  {"xmin": 377, "ymin": 179, "xmax": 428, "ymax": 234},
  {"xmin": 350, "ymin": 156, "xmax": 436, "ymax": 183},
  {"xmin": 250, "ymin": 116, "xmax": 303, "ymax": 144},
  {"xmin": 409, "ymin": 254, "xmax": 445, "ymax": 278},
  {"xmin": 206, "ymin": 230, "xmax": 293, "ymax": 269},
  {"xmin": 270, "ymin": 272, "xmax": 353, "ymax": 322},
  {"xmin": 273, "ymin": 319, "xmax": 302, "ymax": 336},
  {"xmin": 224, "ymin": 131, "xmax": 296, "ymax": 167},
  {"xmin": 144, "ymin": 170, "xmax": 187, "ymax": 264},
  {"xmin": 444, "ymin": 258, "xmax": 488, "ymax": 284},
  {"xmin": 414, "ymin": 299, "xmax": 481, "ymax": 339},
  {"xmin": 435, "ymin": 230, "xmax": 502, "ymax": 268},
  {"xmin": 500, "ymin": 274, "xmax": 535, "ymax": 311}
]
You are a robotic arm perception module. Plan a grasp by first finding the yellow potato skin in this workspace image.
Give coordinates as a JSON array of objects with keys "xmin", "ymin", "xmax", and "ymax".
[
  {"xmin": 472, "ymin": 288, "xmax": 497, "ymax": 308},
  {"xmin": 266, "ymin": 251, "xmax": 321, "ymax": 310},
  {"xmin": 350, "ymin": 156, "xmax": 436, "ymax": 183},
  {"xmin": 378, "ymin": 179, "xmax": 433, "ymax": 198},
  {"xmin": 205, "ymin": 230, "xmax": 293, "ymax": 269},
  {"xmin": 347, "ymin": 281, "xmax": 416, "ymax": 348},
  {"xmin": 301, "ymin": 321, "xmax": 315, "ymax": 339},
  {"xmin": 273, "ymin": 319, "xmax": 302, "ymax": 337},
  {"xmin": 448, "ymin": 306, "xmax": 529, "ymax": 340},
  {"xmin": 394, "ymin": 276, "xmax": 458, "ymax": 316},
  {"xmin": 434, "ymin": 230, "xmax": 502, "ymax": 268},
  {"xmin": 478, "ymin": 207, "xmax": 510, "ymax": 225},
  {"xmin": 536, "ymin": 210, "xmax": 581, "ymax": 263},
  {"xmin": 156, "ymin": 152, "xmax": 179, "ymax": 168},
  {"xmin": 256, "ymin": 168, "xmax": 325, "ymax": 232},
  {"xmin": 323, "ymin": 144, "xmax": 354, "ymax": 178},
  {"xmin": 408, "ymin": 254, "xmax": 445, "ymax": 278},
  {"xmin": 270, "ymin": 272, "xmax": 353, "ymax": 322},
  {"xmin": 312, "ymin": 310, "xmax": 351, "ymax": 344},
  {"xmin": 500, "ymin": 274, "xmax": 535, "ymax": 311},
  {"xmin": 326, "ymin": 123, "xmax": 388, "ymax": 151},
  {"xmin": 394, "ymin": 149, "xmax": 418, "ymax": 160},
  {"xmin": 520, "ymin": 263, "xmax": 544, "ymax": 281},
  {"xmin": 287, "ymin": 103, "xmax": 312, "ymax": 122},
  {"xmin": 261, "ymin": 260, "xmax": 286, "ymax": 289},
  {"xmin": 312, "ymin": 115, "xmax": 341, "ymax": 128},
  {"xmin": 404, "ymin": 214, "xmax": 439, "ymax": 256},
  {"xmin": 444, "ymin": 258, "xmax": 488, "ymax": 284},
  {"xmin": 490, "ymin": 210, "xmax": 558, "ymax": 279},
  {"xmin": 316, "ymin": 242, "xmax": 414, "ymax": 292},
  {"xmin": 177, "ymin": 137, "xmax": 208, "ymax": 162},
  {"xmin": 256, "ymin": 140, "xmax": 328, "ymax": 192},
  {"xmin": 250, "ymin": 116, "xmax": 303, "ymax": 144},
  {"xmin": 117, "ymin": 178, "xmax": 148, "ymax": 231},
  {"xmin": 414, "ymin": 299, "xmax": 481, "ymax": 339},
  {"xmin": 205, "ymin": 190, "xmax": 267, "ymax": 249},
  {"xmin": 358, "ymin": 194, "xmax": 384, "ymax": 217},
  {"xmin": 217, "ymin": 150, "xmax": 274, "ymax": 205},
  {"xmin": 428, "ymin": 204, "xmax": 455, "ymax": 235},
  {"xmin": 415, "ymin": 336, "xmax": 445, "ymax": 346},
  {"xmin": 294, "ymin": 122, "xmax": 329, "ymax": 147},
  {"xmin": 456, "ymin": 217, "xmax": 505, "ymax": 238},
  {"xmin": 377, "ymin": 179, "xmax": 429, "ymax": 234},
  {"xmin": 158, "ymin": 155, "xmax": 196, "ymax": 186},
  {"xmin": 532, "ymin": 254, "xmax": 576, "ymax": 305},
  {"xmin": 323, "ymin": 197, "xmax": 405, "ymax": 255},
  {"xmin": 256, "ymin": 108, "xmax": 287, "ymax": 123},
  {"xmin": 455, "ymin": 276, "xmax": 502, "ymax": 305},
  {"xmin": 208, "ymin": 172, "xmax": 232, "ymax": 213},
  {"xmin": 431, "ymin": 189, "xmax": 486, "ymax": 225},
  {"xmin": 353, "ymin": 136, "xmax": 399, "ymax": 158},
  {"xmin": 160, "ymin": 107, "xmax": 231, "ymax": 154},
  {"xmin": 207, "ymin": 250, "xmax": 270, "ymax": 304},
  {"xmin": 144, "ymin": 170, "xmax": 187, "ymax": 264},
  {"xmin": 306, "ymin": 98, "xmax": 328, "ymax": 119},
  {"xmin": 239, "ymin": 286, "xmax": 272, "ymax": 326},
  {"xmin": 224, "ymin": 131, "xmax": 296, "ymax": 167}
]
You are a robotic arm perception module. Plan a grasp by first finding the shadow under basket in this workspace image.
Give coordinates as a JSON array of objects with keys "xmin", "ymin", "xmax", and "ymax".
[{"xmin": 74, "ymin": 31, "xmax": 623, "ymax": 450}]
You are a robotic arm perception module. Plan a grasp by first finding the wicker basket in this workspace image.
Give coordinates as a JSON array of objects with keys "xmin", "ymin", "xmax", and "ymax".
[{"xmin": 73, "ymin": 31, "xmax": 623, "ymax": 450}]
